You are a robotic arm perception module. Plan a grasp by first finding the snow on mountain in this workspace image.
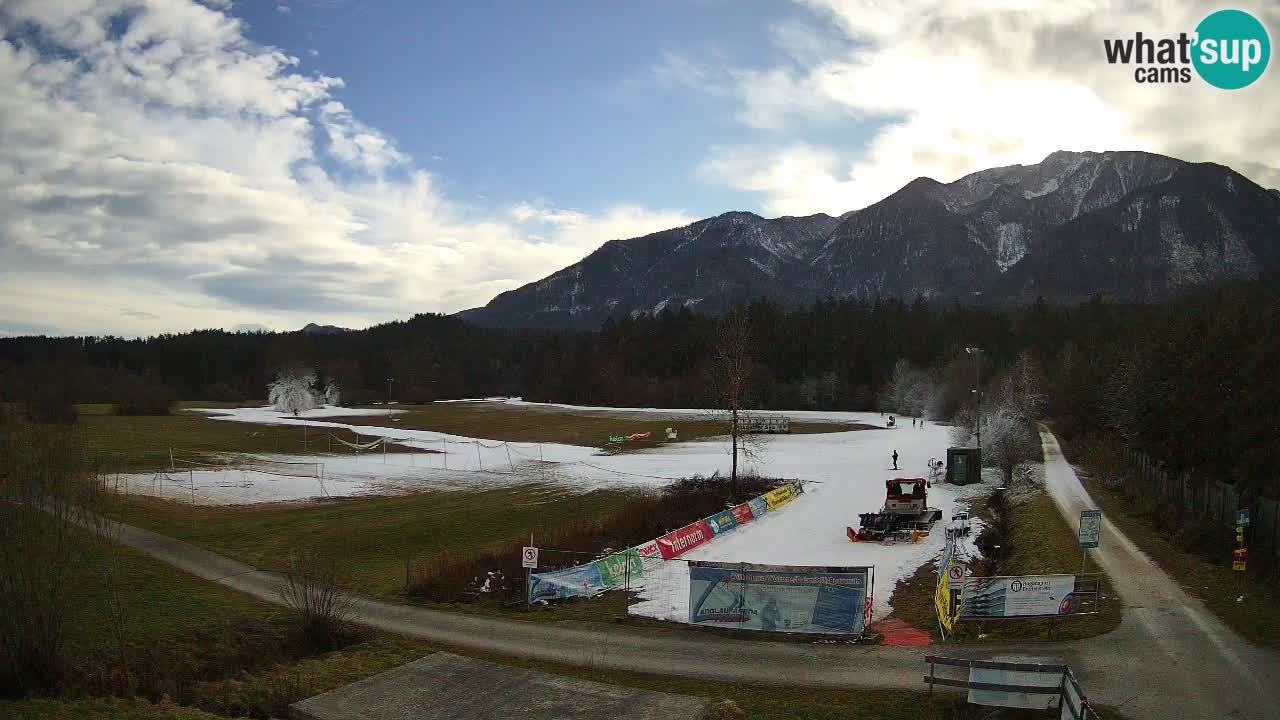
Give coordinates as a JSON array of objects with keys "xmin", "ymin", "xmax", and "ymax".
[{"xmin": 460, "ymin": 151, "xmax": 1280, "ymax": 328}]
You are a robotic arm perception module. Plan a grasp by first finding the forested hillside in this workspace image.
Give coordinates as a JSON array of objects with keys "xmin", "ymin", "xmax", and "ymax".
[{"xmin": 1, "ymin": 284, "xmax": 1275, "ymax": 495}]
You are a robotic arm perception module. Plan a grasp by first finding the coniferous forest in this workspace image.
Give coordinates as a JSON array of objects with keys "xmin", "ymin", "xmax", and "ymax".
[{"xmin": 1, "ymin": 283, "xmax": 1276, "ymax": 496}]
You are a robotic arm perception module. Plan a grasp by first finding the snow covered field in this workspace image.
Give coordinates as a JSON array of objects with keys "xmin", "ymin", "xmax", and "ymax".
[{"xmin": 109, "ymin": 402, "xmax": 985, "ymax": 619}]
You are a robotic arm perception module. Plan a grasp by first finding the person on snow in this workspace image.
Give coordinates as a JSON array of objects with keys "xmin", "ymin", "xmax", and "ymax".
[{"xmin": 892, "ymin": 449, "xmax": 899, "ymax": 470}]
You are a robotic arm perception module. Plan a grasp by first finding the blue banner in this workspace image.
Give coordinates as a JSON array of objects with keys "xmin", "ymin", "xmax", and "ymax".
[
  {"xmin": 528, "ymin": 563, "xmax": 605, "ymax": 603},
  {"xmin": 748, "ymin": 496, "xmax": 768, "ymax": 520},
  {"xmin": 707, "ymin": 509, "xmax": 738, "ymax": 535},
  {"xmin": 688, "ymin": 562, "xmax": 869, "ymax": 634}
]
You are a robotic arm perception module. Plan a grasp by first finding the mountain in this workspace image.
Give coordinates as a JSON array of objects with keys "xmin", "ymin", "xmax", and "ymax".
[
  {"xmin": 462, "ymin": 151, "xmax": 1280, "ymax": 328},
  {"xmin": 301, "ymin": 323, "xmax": 349, "ymax": 335}
]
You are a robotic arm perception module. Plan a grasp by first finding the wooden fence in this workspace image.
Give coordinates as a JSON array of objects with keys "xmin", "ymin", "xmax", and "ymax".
[{"xmin": 1119, "ymin": 449, "xmax": 1280, "ymax": 558}]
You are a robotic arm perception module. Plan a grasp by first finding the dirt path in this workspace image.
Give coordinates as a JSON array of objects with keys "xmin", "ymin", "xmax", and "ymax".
[
  {"xmin": 1038, "ymin": 427, "xmax": 1280, "ymax": 719},
  {"xmin": 103, "ymin": 429, "xmax": 1280, "ymax": 719}
]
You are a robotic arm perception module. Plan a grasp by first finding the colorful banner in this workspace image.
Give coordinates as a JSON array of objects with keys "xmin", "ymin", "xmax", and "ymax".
[
  {"xmin": 656, "ymin": 519, "xmax": 713, "ymax": 559},
  {"xmin": 730, "ymin": 502, "xmax": 754, "ymax": 526},
  {"xmin": 935, "ymin": 535, "xmax": 961, "ymax": 634},
  {"xmin": 596, "ymin": 549, "xmax": 644, "ymax": 587},
  {"xmin": 688, "ymin": 562, "xmax": 869, "ymax": 634},
  {"xmin": 763, "ymin": 485, "xmax": 797, "ymax": 510},
  {"xmin": 748, "ymin": 496, "xmax": 768, "ymax": 520},
  {"xmin": 963, "ymin": 575, "xmax": 1076, "ymax": 618},
  {"xmin": 707, "ymin": 509, "xmax": 738, "ymax": 535},
  {"xmin": 528, "ymin": 563, "xmax": 605, "ymax": 603}
]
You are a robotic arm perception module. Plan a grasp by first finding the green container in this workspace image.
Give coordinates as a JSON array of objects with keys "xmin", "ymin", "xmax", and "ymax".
[{"xmin": 947, "ymin": 447, "xmax": 982, "ymax": 485}]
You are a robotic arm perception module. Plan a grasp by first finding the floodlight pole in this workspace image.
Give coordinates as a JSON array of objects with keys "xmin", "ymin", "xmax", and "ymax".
[{"xmin": 965, "ymin": 347, "xmax": 984, "ymax": 451}]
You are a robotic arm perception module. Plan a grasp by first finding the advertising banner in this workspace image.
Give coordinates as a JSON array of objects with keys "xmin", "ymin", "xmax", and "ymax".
[
  {"xmin": 963, "ymin": 575, "xmax": 1077, "ymax": 618},
  {"xmin": 707, "ymin": 509, "xmax": 738, "ymax": 535},
  {"xmin": 935, "ymin": 536, "xmax": 961, "ymax": 633},
  {"xmin": 596, "ymin": 549, "xmax": 645, "ymax": 588},
  {"xmin": 656, "ymin": 519, "xmax": 713, "ymax": 559},
  {"xmin": 748, "ymin": 496, "xmax": 768, "ymax": 520},
  {"xmin": 763, "ymin": 485, "xmax": 796, "ymax": 510},
  {"xmin": 688, "ymin": 562, "xmax": 869, "ymax": 634},
  {"xmin": 528, "ymin": 563, "xmax": 605, "ymax": 603},
  {"xmin": 730, "ymin": 502, "xmax": 755, "ymax": 526}
]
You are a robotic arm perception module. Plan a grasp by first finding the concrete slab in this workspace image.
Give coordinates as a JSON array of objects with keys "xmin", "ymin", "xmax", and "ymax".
[{"xmin": 288, "ymin": 652, "xmax": 708, "ymax": 720}]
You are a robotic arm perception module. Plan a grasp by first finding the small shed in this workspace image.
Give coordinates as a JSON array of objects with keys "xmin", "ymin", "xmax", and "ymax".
[{"xmin": 946, "ymin": 447, "xmax": 982, "ymax": 485}]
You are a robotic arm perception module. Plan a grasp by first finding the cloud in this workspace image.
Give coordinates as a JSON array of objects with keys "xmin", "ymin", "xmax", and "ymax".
[
  {"xmin": 0, "ymin": 1, "xmax": 689, "ymax": 336},
  {"xmin": 701, "ymin": 0, "xmax": 1280, "ymax": 212}
]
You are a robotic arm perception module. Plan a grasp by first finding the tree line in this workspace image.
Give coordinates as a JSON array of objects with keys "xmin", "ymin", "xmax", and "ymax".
[{"xmin": 0, "ymin": 283, "xmax": 1275, "ymax": 495}]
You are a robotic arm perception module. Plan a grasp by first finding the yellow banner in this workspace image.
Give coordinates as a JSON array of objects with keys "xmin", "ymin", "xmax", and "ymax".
[
  {"xmin": 763, "ymin": 485, "xmax": 796, "ymax": 510},
  {"xmin": 934, "ymin": 539, "xmax": 961, "ymax": 634}
]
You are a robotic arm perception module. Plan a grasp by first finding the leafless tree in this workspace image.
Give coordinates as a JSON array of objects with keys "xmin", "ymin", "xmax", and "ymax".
[
  {"xmin": 278, "ymin": 548, "xmax": 354, "ymax": 651},
  {"xmin": 0, "ymin": 422, "xmax": 104, "ymax": 693},
  {"xmin": 705, "ymin": 309, "xmax": 767, "ymax": 491}
]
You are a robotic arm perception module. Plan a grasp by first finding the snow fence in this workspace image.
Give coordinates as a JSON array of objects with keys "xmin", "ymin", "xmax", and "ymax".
[{"xmin": 527, "ymin": 481, "xmax": 805, "ymax": 604}]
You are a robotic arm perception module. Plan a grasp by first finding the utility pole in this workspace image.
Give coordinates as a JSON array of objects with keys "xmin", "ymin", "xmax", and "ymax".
[
  {"xmin": 965, "ymin": 347, "xmax": 984, "ymax": 451},
  {"xmin": 386, "ymin": 376, "xmax": 395, "ymax": 405}
]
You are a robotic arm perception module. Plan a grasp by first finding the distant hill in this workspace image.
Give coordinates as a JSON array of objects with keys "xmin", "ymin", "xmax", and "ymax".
[
  {"xmin": 460, "ymin": 150, "xmax": 1280, "ymax": 328},
  {"xmin": 301, "ymin": 323, "xmax": 349, "ymax": 335}
]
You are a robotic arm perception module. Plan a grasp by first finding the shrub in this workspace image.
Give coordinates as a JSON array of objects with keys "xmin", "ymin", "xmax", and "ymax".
[
  {"xmin": 23, "ymin": 383, "xmax": 79, "ymax": 424},
  {"xmin": 406, "ymin": 473, "xmax": 783, "ymax": 604},
  {"xmin": 278, "ymin": 549, "xmax": 355, "ymax": 653},
  {"xmin": 112, "ymin": 375, "xmax": 176, "ymax": 416},
  {"xmin": 203, "ymin": 382, "xmax": 245, "ymax": 403}
]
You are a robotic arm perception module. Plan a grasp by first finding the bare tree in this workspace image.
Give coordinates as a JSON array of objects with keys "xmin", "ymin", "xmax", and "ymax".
[
  {"xmin": 278, "ymin": 548, "xmax": 354, "ymax": 651},
  {"xmin": 705, "ymin": 309, "xmax": 767, "ymax": 490},
  {"xmin": 0, "ymin": 422, "xmax": 103, "ymax": 693}
]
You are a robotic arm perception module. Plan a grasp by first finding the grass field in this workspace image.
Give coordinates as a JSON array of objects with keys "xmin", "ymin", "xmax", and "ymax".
[
  {"xmin": 77, "ymin": 401, "xmax": 860, "ymax": 474},
  {"xmin": 116, "ymin": 485, "xmax": 635, "ymax": 598},
  {"xmin": 888, "ymin": 484, "xmax": 1123, "ymax": 643},
  {"xmin": 318, "ymin": 401, "xmax": 863, "ymax": 446}
]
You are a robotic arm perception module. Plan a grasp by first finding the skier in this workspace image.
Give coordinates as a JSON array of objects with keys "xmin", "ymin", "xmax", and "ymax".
[{"xmin": 892, "ymin": 449, "xmax": 899, "ymax": 470}]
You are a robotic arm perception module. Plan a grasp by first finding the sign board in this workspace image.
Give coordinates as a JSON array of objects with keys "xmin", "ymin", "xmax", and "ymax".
[
  {"xmin": 948, "ymin": 563, "xmax": 967, "ymax": 590},
  {"xmin": 1078, "ymin": 510, "xmax": 1102, "ymax": 549},
  {"xmin": 521, "ymin": 546, "xmax": 538, "ymax": 569},
  {"xmin": 964, "ymin": 575, "xmax": 1077, "ymax": 618},
  {"xmin": 1234, "ymin": 561, "xmax": 1247, "ymax": 572},
  {"xmin": 1236, "ymin": 509, "xmax": 1250, "ymax": 527},
  {"xmin": 688, "ymin": 561, "xmax": 869, "ymax": 634}
]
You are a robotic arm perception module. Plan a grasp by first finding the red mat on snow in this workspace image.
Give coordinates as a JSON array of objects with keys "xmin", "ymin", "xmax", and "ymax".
[{"xmin": 871, "ymin": 618, "xmax": 932, "ymax": 647}]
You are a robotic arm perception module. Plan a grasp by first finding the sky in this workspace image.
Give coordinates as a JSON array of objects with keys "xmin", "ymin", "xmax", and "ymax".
[{"xmin": 1, "ymin": 0, "xmax": 1278, "ymax": 337}]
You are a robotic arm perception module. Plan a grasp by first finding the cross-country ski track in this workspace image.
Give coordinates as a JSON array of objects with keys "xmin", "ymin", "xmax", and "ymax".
[{"xmin": 104, "ymin": 426, "xmax": 1280, "ymax": 720}]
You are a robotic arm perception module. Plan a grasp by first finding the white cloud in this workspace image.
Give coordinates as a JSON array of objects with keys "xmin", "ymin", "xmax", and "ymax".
[
  {"xmin": 0, "ymin": 1, "xmax": 690, "ymax": 336},
  {"xmin": 702, "ymin": 0, "xmax": 1280, "ymax": 212}
]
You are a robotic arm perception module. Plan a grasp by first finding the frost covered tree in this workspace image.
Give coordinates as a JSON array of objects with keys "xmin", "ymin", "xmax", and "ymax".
[
  {"xmin": 269, "ymin": 367, "xmax": 318, "ymax": 417},
  {"xmin": 323, "ymin": 380, "xmax": 341, "ymax": 406},
  {"xmin": 950, "ymin": 351, "xmax": 1046, "ymax": 483}
]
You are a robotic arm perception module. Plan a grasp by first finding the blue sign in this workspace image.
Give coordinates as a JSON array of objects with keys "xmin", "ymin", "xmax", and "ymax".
[
  {"xmin": 528, "ymin": 563, "xmax": 604, "ymax": 603},
  {"xmin": 707, "ymin": 510, "xmax": 737, "ymax": 535},
  {"xmin": 1236, "ymin": 509, "xmax": 1250, "ymax": 528},
  {"xmin": 748, "ymin": 496, "xmax": 768, "ymax": 520},
  {"xmin": 688, "ymin": 562, "xmax": 869, "ymax": 635}
]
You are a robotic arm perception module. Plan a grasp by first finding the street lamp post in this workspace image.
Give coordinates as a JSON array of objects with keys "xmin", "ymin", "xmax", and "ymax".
[
  {"xmin": 965, "ymin": 347, "xmax": 984, "ymax": 450},
  {"xmin": 386, "ymin": 377, "xmax": 395, "ymax": 405}
]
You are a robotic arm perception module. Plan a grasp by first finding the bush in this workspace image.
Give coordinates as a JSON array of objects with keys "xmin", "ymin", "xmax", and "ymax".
[
  {"xmin": 406, "ymin": 473, "xmax": 782, "ymax": 604},
  {"xmin": 202, "ymin": 382, "xmax": 245, "ymax": 403},
  {"xmin": 111, "ymin": 375, "xmax": 176, "ymax": 416},
  {"xmin": 278, "ymin": 549, "xmax": 355, "ymax": 653},
  {"xmin": 23, "ymin": 383, "xmax": 79, "ymax": 424}
]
